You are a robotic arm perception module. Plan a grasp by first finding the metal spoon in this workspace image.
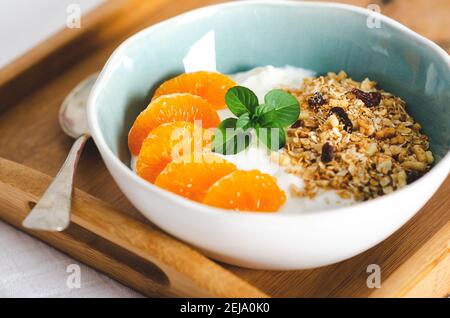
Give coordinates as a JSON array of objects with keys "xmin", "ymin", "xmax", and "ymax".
[{"xmin": 22, "ymin": 73, "xmax": 98, "ymax": 231}]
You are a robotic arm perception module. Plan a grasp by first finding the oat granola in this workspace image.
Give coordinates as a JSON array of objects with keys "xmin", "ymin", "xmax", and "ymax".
[{"xmin": 278, "ymin": 71, "xmax": 433, "ymax": 201}]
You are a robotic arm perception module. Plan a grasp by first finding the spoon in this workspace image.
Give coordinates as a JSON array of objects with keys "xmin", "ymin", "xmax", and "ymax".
[{"xmin": 22, "ymin": 73, "xmax": 98, "ymax": 231}]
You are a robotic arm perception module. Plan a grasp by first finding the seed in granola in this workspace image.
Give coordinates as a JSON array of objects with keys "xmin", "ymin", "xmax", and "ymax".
[
  {"xmin": 390, "ymin": 135, "xmax": 405, "ymax": 144},
  {"xmin": 402, "ymin": 160, "xmax": 427, "ymax": 172},
  {"xmin": 382, "ymin": 186, "xmax": 394, "ymax": 194},
  {"xmin": 425, "ymin": 151, "xmax": 434, "ymax": 164},
  {"xmin": 350, "ymin": 88, "xmax": 381, "ymax": 107},
  {"xmin": 389, "ymin": 145, "xmax": 403, "ymax": 156},
  {"xmin": 357, "ymin": 118, "xmax": 375, "ymax": 136},
  {"xmin": 395, "ymin": 170, "xmax": 407, "ymax": 187},
  {"xmin": 376, "ymin": 159, "xmax": 392, "ymax": 174},
  {"xmin": 329, "ymin": 99, "xmax": 349, "ymax": 108},
  {"xmin": 361, "ymin": 78, "xmax": 375, "ymax": 91},
  {"xmin": 366, "ymin": 143, "xmax": 378, "ymax": 156},
  {"xmin": 329, "ymin": 107, "xmax": 353, "ymax": 132},
  {"xmin": 397, "ymin": 126, "xmax": 412, "ymax": 135},
  {"xmin": 375, "ymin": 127, "xmax": 396, "ymax": 139},
  {"xmin": 412, "ymin": 145, "xmax": 427, "ymax": 162},
  {"xmin": 321, "ymin": 142, "xmax": 335, "ymax": 163},
  {"xmin": 406, "ymin": 170, "xmax": 423, "ymax": 184},
  {"xmin": 307, "ymin": 92, "xmax": 326, "ymax": 107},
  {"xmin": 412, "ymin": 123, "xmax": 421, "ymax": 131},
  {"xmin": 380, "ymin": 176, "xmax": 391, "ymax": 187},
  {"xmin": 327, "ymin": 114, "xmax": 340, "ymax": 128}
]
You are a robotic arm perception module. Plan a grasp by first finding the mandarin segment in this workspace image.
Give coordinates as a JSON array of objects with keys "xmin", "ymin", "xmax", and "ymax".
[
  {"xmin": 128, "ymin": 93, "xmax": 220, "ymax": 155},
  {"xmin": 152, "ymin": 71, "xmax": 236, "ymax": 109},
  {"xmin": 136, "ymin": 122, "xmax": 211, "ymax": 183},
  {"xmin": 155, "ymin": 154, "xmax": 237, "ymax": 202},
  {"xmin": 203, "ymin": 170, "xmax": 286, "ymax": 212}
]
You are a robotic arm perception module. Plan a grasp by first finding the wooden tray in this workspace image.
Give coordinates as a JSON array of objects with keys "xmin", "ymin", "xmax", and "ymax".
[{"xmin": 0, "ymin": 0, "xmax": 448, "ymax": 297}]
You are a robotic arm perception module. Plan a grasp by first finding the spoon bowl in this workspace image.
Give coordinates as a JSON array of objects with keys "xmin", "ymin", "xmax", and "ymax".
[{"xmin": 59, "ymin": 74, "xmax": 98, "ymax": 138}]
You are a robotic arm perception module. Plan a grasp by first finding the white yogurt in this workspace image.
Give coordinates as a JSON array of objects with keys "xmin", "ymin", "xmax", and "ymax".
[
  {"xmin": 218, "ymin": 65, "xmax": 316, "ymax": 120},
  {"xmin": 132, "ymin": 66, "xmax": 355, "ymax": 213},
  {"xmin": 232, "ymin": 65, "xmax": 315, "ymax": 102}
]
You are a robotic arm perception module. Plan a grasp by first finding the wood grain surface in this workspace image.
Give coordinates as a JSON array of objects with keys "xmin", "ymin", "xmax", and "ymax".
[{"xmin": 0, "ymin": 0, "xmax": 448, "ymax": 297}]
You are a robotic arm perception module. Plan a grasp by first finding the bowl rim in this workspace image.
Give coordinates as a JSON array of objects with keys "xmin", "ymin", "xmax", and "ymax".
[{"xmin": 87, "ymin": 0, "xmax": 450, "ymax": 219}]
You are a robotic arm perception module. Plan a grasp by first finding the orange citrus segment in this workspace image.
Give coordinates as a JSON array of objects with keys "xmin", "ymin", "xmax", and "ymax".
[
  {"xmin": 152, "ymin": 71, "xmax": 236, "ymax": 110},
  {"xmin": 128, "ymin": 93, "xmax": 220, "ymax": 155},
  {"xmin": 154, "ymin": 153, "xmax": 237, "ymax": 202},
  {"xmin": 136, "ymin": 122, "xmax": 211, "ymax": 183},
  {"xmin": 203, "ymin": 170, "xmax": 286, "ymax": 212}
]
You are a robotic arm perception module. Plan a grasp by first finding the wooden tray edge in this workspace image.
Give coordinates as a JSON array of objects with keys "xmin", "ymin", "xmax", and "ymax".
[{"xmin": 0, "ymin": 157, "xmax": 267, "ymax": 298}]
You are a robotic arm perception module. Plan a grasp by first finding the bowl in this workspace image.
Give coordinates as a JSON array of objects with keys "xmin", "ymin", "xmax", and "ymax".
[{"xmin": 87, "ymin": 1, "xmax": 450, "ymax": 270}]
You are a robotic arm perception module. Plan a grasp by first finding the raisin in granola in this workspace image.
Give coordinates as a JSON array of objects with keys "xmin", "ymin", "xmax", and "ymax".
[{"xmin": 350, "ymin": 88, "xmax": 381, "ymax": 107}]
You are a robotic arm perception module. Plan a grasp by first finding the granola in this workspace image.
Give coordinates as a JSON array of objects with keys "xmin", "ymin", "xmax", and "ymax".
[{"xmin": 279, "ymin": 71, "xmax": 433, "ymax": 201}]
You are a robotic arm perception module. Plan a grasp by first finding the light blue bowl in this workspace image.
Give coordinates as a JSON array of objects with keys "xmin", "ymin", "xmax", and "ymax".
[
  {"xmin": 88, "ymin": 1, "xmax": 450, "ymax": 269},
  {"xmin": 92, "ymin": 1, "xmax": 449, "ymax": 164}
]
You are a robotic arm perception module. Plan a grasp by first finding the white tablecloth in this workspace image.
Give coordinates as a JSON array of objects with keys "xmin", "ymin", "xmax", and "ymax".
[
  {"xmin": 0, "ymin": 0, "xmax": 140, "ymax": 298},
  {"xmin": 0, "ymin": 222, "xmax": 140, "ymax": 297}
]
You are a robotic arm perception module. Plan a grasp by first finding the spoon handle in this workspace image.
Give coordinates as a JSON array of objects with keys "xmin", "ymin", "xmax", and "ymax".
[{"xmin": 22, "ymin": 134, "xmax": 90, "ymax": 231}]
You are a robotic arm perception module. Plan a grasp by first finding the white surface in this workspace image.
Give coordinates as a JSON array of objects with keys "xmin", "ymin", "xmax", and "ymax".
[
  {"xmin": 88, "ymin": 1, "xmax": 450, "ymax": 270},
  {"xmin": 0, "ymin": 0, "xmax": 140, "ymax": 297},
  {"xmin": 0, "ymin": 222, "xmax": 140, "ymax": 298},
  {"xmin": 0, "ymin": 0, "xmax": 103, "ymax": 68}
]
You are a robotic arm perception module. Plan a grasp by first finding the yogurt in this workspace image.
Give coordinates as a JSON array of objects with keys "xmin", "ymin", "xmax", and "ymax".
[{"xmin": 132, "ymin": 66, "xmax": 355, "ymax": 213}]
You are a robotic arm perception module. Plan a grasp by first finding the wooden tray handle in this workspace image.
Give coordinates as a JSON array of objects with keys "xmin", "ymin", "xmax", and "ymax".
[{"xmin": 0, "ymin": 157, "xmax": 267, "ymax": 297}]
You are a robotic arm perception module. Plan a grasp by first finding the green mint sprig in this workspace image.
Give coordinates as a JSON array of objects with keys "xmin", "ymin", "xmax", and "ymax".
[{"xmin": 212, "ymin": 86, "xmax": 300, "ymax": 155}]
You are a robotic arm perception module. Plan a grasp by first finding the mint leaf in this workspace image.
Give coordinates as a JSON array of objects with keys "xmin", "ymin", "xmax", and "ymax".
[
  {"xmin": 256, "ymin": 124, "xmax": 286, "ymax": 151},
  {"xmin": 215, "ymin": 86, "xmax": 298, "ymax": 154},
  {"xmin": 258, "ymin": 89, "xmax": 300, "ymax": 127},
  {"xmin": 255, "ymin": 103, "xmax": 276, "ymax": 126},
  {"xmin": 236, "ymin": 113, "xmax": 251, "ymax": 129},
  {"xmin": 212, "ymin": 118, "xmax": 251, "ymax": 155},
  {"xmin": 225, "ymin": 86, "xmax": 259, "ymax": 116},
  {"xmin": 254, "ymin": 103, "xmax": 267, "ymax": 117}
]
